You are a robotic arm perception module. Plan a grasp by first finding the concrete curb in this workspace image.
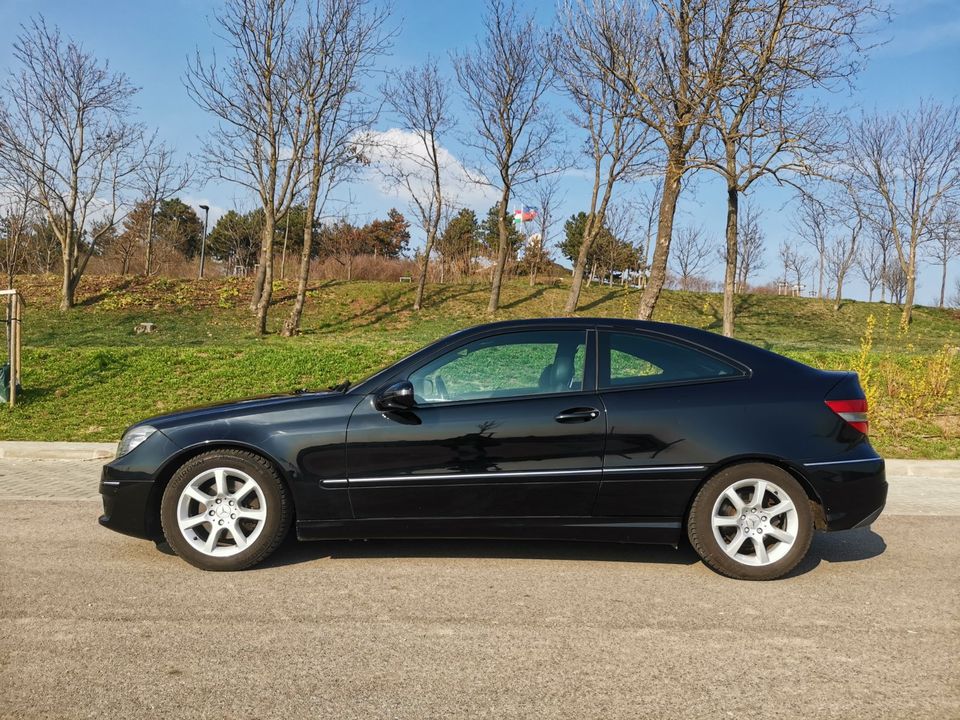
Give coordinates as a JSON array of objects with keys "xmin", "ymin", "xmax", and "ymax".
[
  {"xmin": 883, "ymin": 459, "xmax": 960, "ymax": 479},
  {"xmin": 0, "ymin": 441, "xmax": 116, "ymax": 461},
  {"xmin": 0, "ymin": 441, "xmax": 956, "ymax": 476}
]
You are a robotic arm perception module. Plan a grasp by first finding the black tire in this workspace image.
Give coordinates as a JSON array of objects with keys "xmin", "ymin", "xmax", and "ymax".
[
  {"xmin": 160, "ymin": 449, "xmax": 292, "ymax": 571},
  {"xmin": 688, "ymin": 463, "xmax": 813, "ymax": 580}
]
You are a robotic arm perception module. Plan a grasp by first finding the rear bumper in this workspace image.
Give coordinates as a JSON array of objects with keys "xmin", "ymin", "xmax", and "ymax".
[{"xmin": 802, "ymin": 456, "xmax": 887, "ymax": 531}]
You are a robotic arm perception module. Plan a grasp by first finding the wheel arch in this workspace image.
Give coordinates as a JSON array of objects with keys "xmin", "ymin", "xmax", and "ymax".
[
  {"xmin": 684, "ymin": 455, "xmax": 827, "ymax": 531},
  {"xmin": 145, "ymin": 441, "xmax": 296, "ymax": 540}
]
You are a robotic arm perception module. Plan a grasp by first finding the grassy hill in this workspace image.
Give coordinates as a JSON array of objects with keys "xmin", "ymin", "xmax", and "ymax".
[{"xmin": 3, "ymin": 274, "xmax": 959, "ymax": 457}]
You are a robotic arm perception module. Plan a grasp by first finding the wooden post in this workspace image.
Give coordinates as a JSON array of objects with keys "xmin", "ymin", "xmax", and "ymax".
[{"xmin": 2, "ymin": 289, "xmax": 22, "ymax": 407}]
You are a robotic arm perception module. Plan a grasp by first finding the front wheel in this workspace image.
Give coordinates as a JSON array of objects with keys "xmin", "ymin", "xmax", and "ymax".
[
  {"xmin": 688, "ymin": 463, "xmax": 813, "ymax": 580},
  {"xmin": 160, "ymin": 449, "xmax": 292, "ymax": 571}
]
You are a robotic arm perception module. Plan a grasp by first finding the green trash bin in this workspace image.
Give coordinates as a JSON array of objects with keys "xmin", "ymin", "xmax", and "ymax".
[
  {"xmin": 0, "ymin": 362, "xmax": 16, "ymax": 403},
  {"xmin": 0, "ymin": 362, "xmax": 9, "ymax": 403}
]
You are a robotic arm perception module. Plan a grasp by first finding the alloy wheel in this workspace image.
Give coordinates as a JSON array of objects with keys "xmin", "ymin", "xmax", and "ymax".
[
  {"xmin": 176, "ymin": 467, "xmax": 268, "ymax": 557},
  {"xmin": 710, "ymin": 477, "xmax": 799, "ymax": 566}
]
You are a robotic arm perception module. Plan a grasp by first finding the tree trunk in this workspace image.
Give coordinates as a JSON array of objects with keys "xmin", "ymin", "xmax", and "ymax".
[
  {"xmin": 254, "ymin": 214, "xmax": 275, "ymax": 335},
  {"xmin": 281, "ymin": 224, "xmax": 313, "ymax": 337},
  {"xmin": 564, "ymin": 229, "xmax": 596, "ymax": 313},
  {"xmin": 817, "ymin": 255, "xmax": 824, "ymax": 299},
  {"xmin": 721, "ymin": 183, "xmax": 739, "ymax": 337},
  {"xmin": 637, "ymin": 161, "xmax": 682, "ymax": 321},
  {"xmin": 880, "ymin": 241, "xmax": 887, "ymax": 303},
  {"xmin": 940, "ymin": 258, "xmax": 948, "ymax": 308},
  {"xmin": 279, "ymin": 214, "xmax": 290, "ymax": 281},
  {"xmin": 901, "ymin": 262, "xmax": 916, "ymax": 327},
  {"xmin": 413, "ymin": 228, "xmax": 437, "ymax": 312},
  {"xmin": 834, "ymin": 272, "xmax": 845, "ymax": 311},
  {"xmin": 251, "ymin": 251, "xmax": 267, "ymax": 313},
  {"xmin": 144, "ymin": 207, "xmax": 156, "ymax": 275},
  {"xmin": 60, "ymin": 230, "xmax": 75, "ymax": 310},
  {"xmin": 487, "ymin": 188, "xmax": 511, "ymax": 313}
]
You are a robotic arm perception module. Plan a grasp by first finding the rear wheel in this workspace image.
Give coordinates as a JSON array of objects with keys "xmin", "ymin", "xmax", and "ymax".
[
  {"xmin": 688, "ymin": 463, "xmax": 813, "ymax": 580},
  {"xmin": 160, "ymin": 449, "xmax": 292, "ymax": 571}
]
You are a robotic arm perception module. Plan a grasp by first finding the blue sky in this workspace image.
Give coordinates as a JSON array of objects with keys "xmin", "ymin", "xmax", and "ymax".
[{"xmin": 1, "ymin": 0, "xmax": 958, "ymax": 301}]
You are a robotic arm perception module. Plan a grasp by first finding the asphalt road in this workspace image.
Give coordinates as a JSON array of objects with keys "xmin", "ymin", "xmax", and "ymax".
[{"xmin": 1, "ymin": 462, "xmax": 958, "ymax": 719}]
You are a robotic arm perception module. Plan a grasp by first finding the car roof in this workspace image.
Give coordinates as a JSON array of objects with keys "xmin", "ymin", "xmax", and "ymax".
[{"xmin": 446, "ymin": 317, "xmax": 719, "ymax": 344}]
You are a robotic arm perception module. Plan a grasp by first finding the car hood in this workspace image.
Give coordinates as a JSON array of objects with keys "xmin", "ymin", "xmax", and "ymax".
[{"xmin": 134, "ymin": 390, "xmax": 349, "ymax": 432}]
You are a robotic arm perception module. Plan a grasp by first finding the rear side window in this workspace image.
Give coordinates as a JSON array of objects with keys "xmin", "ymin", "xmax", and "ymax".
[{"xmin": 600, "ymin": 331, "xmax": 743, "ymax": 389}]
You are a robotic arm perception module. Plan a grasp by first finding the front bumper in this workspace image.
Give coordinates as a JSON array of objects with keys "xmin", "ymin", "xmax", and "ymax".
[
  {"xmin": 98, "ymin": 473, "xmax": 159, "ymax": 539},
  {"xmin": 803, "ymin": 456, "xmax": 887, "ymax": 531},
  {"xmin": 98, "ymin": 430, "xmax": 180, "ymax": 541}
]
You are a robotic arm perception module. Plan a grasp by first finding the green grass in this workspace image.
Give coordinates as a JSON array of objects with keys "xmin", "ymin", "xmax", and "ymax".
[{"xmin": 3, "ymin": 274, "xmax": 958, "ymax": 457}]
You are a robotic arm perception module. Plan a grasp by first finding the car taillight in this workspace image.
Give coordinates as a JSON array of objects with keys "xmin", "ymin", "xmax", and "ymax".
[{"xmin": 825, "ymin": 399, "xmax": 869, "ymax": 435}]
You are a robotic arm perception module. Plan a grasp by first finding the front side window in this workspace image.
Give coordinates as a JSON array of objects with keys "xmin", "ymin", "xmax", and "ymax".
[
  {"xmin": 600, "ymin": 331, "xmax": 743, "ymax": 389},
  {"xmin": 410, "ymin": 330, "xmax": 587, "ymax": 403}
]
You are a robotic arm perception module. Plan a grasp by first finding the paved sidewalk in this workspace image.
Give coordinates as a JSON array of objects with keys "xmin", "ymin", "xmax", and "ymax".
[
  {"xmin": 0, "ymin": 440, "xmax": 116, "ymax": 460},
  {"xmin": 0, "ymin": 458, "xmax": 105, "ymax": 500}
]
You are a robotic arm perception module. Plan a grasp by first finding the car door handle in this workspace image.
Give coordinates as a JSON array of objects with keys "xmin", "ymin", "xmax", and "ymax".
[{"xmin": 555, "ymin": 407, "xmax": 600, "ymax": 423}]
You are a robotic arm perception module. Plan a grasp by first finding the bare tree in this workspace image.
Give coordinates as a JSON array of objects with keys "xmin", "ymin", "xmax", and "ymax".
[
  {"xmin": 699, "ymin": 0, "xmax": 880, "ymax": 336},
  {"xmin": 634, "ymin": 179, "xmax": 663, "ymax": 287},
  {"xmin": 380, "ymin": 57, "xmax": 452, "ymax": 312},
  {"xmin": 563, "ymin": 1, "xmax": 750, "ymax": 320},
  {"xmin": 186, "ymin": 0, "xmax": 310, "ymax": 334},
  {"xmin": 454, "ymin": 0, "xmax": 557, "ymax": 313},
  {"xmin": 527, "ymin": 175, "xmax": 563, "ymax": 286},
  {"xmin": 847, "ymin": 101, "xmax": 960, "ymax": 326},
  {"xmin": 0, "ymin": 17, "xmax": 141, "ymax": 309},
  {"xmin": 735, "ymin": 203, "xmax": 765, "ymax": 293},
  {"xmin": 135, "ymin": 135, "xmax": 192, "ymax": 275},
  {"xmin": 856, "ymin": 233, "xmax": 884, "ymax": 302},
  {"xmin": 557, "ymin": 2, "xmax": 653, "ymax": 312},
  {"xmin": 869, "ymin": 224, "xmax": 895, "ymax": 302},
  {"xmin": 924, "ymin": 208, "xmax": 960, "ymax": 308},
  {"xmin": 0, "ymin": 171, "xmax": 34, "ymax": 288},
  {"xmin": 281, "ymin": 0, "xmax": 390, "ymax": 336},
  {"xmin": 825, "ymin": 187, "xmax": 864, "ymax": 310},
  {"xmin": 793, "ymin": 193, "xmax": 830, "ymax": 298},
  {"xmin": 884, "ymin": 260, "xmax": 907, "ymax": 304},
  {"xmin": 671, "ymin": 226, "xmax": 713, "ymax": 291},
  {"xmin": 780, "ymin": 242, "xmax": 811, "ymax": 295}
]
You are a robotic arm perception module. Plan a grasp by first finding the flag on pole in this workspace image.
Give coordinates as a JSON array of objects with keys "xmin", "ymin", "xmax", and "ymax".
[{"xmin": 513, "ymin": 206, "xmax": 538, "ymax": 226}]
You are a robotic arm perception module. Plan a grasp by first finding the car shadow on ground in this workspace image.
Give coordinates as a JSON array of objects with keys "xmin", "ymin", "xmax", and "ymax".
[
  {"xmin": 250, "ymin": 525, "xmax": 887, "ymax": 574},
  {"xmin": 787, "ymin": 526, "xmax": 887, "ymax": 577},
  {"xmin": 258, "ymin": 534, "xmax": 700, "ymax": 569}
]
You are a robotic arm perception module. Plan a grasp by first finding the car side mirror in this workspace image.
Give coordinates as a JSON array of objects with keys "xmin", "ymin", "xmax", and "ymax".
[{"xmin": 375, "ymin": 381, "xmax": 415, "ymax": 411}]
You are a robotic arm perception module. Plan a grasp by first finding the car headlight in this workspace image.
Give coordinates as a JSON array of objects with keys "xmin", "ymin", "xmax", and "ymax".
[{"xmin": 116, "ymin": 426, "xmax": 157, "ymax": 458}]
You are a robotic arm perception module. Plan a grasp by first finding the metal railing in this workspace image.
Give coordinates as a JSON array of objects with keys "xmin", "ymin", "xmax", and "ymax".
[{"xmin": 1, "ymin": 289, "xmax": 23, "ymax": 407}]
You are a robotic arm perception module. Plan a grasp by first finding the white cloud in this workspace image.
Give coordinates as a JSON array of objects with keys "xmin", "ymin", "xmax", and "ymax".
[
  {"xmin": 182, "ymin": 196, "xmax": 228, "ymax": 228},
  {"xmin": 358, "ymin": 128, "xmax": 499, "ymax": 216}
]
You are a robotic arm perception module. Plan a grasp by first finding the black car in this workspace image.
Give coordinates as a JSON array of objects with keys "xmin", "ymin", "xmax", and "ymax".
[{"xmin": 100, "ymin": 318, "xmax": 886, "ymax": 580}]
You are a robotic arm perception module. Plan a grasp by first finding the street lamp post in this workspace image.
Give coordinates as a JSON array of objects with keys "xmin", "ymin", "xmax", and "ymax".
[{"xmin": 199, "ymin": 204, "xmax": 210, "ymax": 279}]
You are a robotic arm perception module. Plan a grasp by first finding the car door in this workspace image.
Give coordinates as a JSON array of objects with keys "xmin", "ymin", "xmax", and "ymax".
[
  {"xmin": 594, "ymin": 328, "xmax": 750, "ymax": 518},
  {"xmin": 344, "ymin": 327, "xmax": 605, "ymax": 518}
]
